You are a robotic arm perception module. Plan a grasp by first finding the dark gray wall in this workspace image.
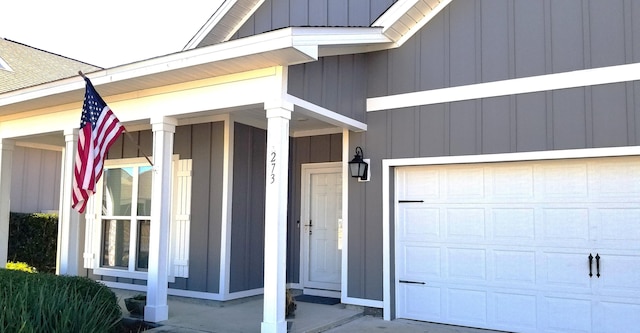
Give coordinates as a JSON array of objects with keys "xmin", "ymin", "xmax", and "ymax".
[
  {"xmin": 288, "ymin": 55, "xmax": 369, "ymax": 123},
  {"xmin": 369, "ymin": 0, "xmax": 640, "ymax": 97},
  {"xmin": 347, "ymin": 0, "xmax": 640, "ymax": 302},
  {"xmin": 233, "ymin": 0, "xmax": 396, "ymax": 39},
  {"xmin": 230, "ymin": 123, "xmax": 267, "ymax": 292}
]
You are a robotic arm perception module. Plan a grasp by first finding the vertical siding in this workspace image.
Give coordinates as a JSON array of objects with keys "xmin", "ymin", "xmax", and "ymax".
[
  {"xmin": 10, "ymin": 146, "xmax": 61, "ymax": 213},
  {"xmin": 230, "ymin": 123, "xmax": 266, "ymax": 292},
  {"xmin": 233, "ymin": 0, "xmax": 397, "ymax": 39},
  {"xmin": 369, "ymin": 0, "xmax": 640, "ymax": 96},
  {"xmin": 288, "ymin": 54, "xmax": 368, "ymax": 122}
]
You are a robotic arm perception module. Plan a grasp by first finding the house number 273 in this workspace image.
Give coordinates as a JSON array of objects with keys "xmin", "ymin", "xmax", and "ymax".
[{"xmin": 270, "ymin": 151, "xmax": 276, "ymax": 184}]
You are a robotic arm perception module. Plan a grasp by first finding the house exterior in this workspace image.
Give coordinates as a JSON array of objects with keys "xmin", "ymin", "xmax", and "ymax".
[{"xmin": 1, "ymin": 1, "xmax": 640, "ymax": 333}]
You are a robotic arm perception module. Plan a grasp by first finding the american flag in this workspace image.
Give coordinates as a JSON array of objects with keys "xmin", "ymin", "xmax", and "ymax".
[{"xmin": 72, "ymin": 77, "xmax": 125, "ymax": 213}]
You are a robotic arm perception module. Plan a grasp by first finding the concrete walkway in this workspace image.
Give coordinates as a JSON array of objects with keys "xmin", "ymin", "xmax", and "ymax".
[{"xmin": 113, "ymin": 289, "xmax": 506, "ymax": 333}]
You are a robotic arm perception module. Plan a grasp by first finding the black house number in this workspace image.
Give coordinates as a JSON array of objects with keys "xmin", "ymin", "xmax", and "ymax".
[{"xmin": 270, "ymin": 151, "xmax": 276, "ymax": 184}]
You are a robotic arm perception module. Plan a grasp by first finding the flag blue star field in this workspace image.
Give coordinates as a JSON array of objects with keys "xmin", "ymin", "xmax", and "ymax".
[{"xmin": 72, "ymin": 77, "xmax": 125, "ymax": 213}]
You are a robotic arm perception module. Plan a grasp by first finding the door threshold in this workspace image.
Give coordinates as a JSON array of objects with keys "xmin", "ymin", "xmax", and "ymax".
[{"xmin": 303, "ymin": 288, "xmax": 340, "ymax": 298}]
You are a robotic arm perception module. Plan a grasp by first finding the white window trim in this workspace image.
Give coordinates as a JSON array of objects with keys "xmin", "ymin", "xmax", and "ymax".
[{"xmin": 85, "ymin": 155, "xmax": 192, "ymax": 281}]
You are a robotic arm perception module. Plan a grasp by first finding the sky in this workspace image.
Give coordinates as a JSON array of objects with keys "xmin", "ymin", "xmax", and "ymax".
[{"xmin": 0, "ymin": 1, "xmax": 223, "ymax": 68}]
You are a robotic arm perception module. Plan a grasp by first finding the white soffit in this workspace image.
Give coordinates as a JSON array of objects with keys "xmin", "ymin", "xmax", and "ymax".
[
  {"xmin": 367, "ymin": 62, "xmax": 640, "ymax": 112},
  {"xmin": 372, "ymin": 0, "xmax": 453, "ymax": 46}
]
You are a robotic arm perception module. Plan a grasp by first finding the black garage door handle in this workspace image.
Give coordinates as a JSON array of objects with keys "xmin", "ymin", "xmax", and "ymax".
[{"xmin": 399, "ymin": 280, "xmax": 426, "ymax": 285}]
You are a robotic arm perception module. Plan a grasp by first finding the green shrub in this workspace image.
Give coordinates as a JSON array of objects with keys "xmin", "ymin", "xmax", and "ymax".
[
  {"xmin": 0, "ymin": 269, "xmax": 122, "ymax": 333},
  {"xmin": 5, "ymin": 261, "xmax": 37, "ymax": 273},
  {"xmin": 8, "ymin": 213, "xmax": 58, "ymax": 273}
]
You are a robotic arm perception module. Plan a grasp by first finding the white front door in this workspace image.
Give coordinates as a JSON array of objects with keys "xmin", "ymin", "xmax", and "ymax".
[
  {"xmin": 395, "ymin": 157, "xmax": 640, "ymax": 333},
  {"xmin": 301, "ymin": 163, "xmax": 342, "ymax": 292}
]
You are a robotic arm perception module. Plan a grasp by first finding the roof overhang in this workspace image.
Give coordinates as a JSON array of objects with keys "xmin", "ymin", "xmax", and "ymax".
[{"xmin": 0, "ymin": 27, "xmax": 390, "ymax": 118}]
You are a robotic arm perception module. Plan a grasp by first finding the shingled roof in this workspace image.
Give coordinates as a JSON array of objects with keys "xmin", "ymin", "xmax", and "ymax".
[{"xmin": 0, "ymin": 38, "xmax": 101, "ymax": 94}]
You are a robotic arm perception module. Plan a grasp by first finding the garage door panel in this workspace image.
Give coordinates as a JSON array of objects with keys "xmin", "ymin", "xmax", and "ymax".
[
  {"xmin": 597, "ymin": 208, "xmax": 640, "ymax": 246},
  {"xmin": 491, "ymin": 165, "xmax": 535, "ymax": 199},
  {"xmin": 399, "ymin": 244, "xmax": 440, "ymax": 279},
  {"xmin": 398, "ymin": 207, "xmax": 440, "ymax": 240},
  {"xmin": 446, "ymin": 208, "xmax": 486, "ymax": 239},
  {"xmin": 543, "ymin": 296, "xmax": 592, "ymax": 333},
  {"xmin": 597, "ymin": 253, "xmax": 640, "ymax": 296},
  {"xmin": 447, "ymin": 288, "xmax": 487, "ymax": 325},
  {"xmin": 595, "ymin": 299, "xmax": 640, "ymax": 333},
  {"xmin": 493, "ymin": 250, "xmax": 536, "ymax": 285},
  {"xmin": 538, "ymin": 163, "xmax": 589, "ymax": 200},
  {"xmin": 446, "ymin": 167, "xmax": 485, "ymax": 199},
  {"xmin": 542, "ymin": 251, "xmax": 592, "ymax": 290},
  {"xmin": 397, "ymin": 284, "xmax": 441, "ymax": 321},
  {"xmin": 591, "ymin": 160, "xmax": 640, "ymax": 198},
  {"xmin": 541, "ymin": 208, "xmax": 591, "ymax": 245},
  {"xmin": 492, "ymin": 292, "xmax": 538, "ymax": 331},
  {"xmin": 447, "ymin": 248, "xmax": 486, "ymax": 281},
  {"xmin": 492, "ymin": 208, "xmax": 536, "ymax": 245}
]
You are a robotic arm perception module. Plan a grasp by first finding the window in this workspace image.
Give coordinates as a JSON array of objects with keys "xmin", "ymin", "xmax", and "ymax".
[
  {"xmin": 84, "ymin": 157, "xmax": 192, "ymax": 280},
  {"xmin": 100, "ymin": 163, "xmax": 152, "ymax": 272}
]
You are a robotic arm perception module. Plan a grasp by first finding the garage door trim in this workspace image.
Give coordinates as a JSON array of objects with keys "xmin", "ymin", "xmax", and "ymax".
[{"xmin": 381, "ymin": 146, "xmax": 640, "ymax": 321}]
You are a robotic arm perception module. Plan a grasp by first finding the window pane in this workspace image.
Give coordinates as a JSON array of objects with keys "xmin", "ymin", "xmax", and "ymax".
[
  {"xmin": 103, "ymin": 167, "xmax": 134, "ymax": 216},
  {"xmin": 136, "ymin": 220, "xmax": 150, "ymax": 271},
  {"xmin": 101, "ymin": 219, "xmax": 130, "ymax": 268},
  {"xmin": 138, "ymin": 166, "xmax": 152, "ymax": 216}
]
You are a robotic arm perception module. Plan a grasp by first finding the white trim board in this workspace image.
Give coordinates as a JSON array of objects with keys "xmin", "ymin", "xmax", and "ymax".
[
  {"xmin": 380, "ymin": 146, "xmax": 640, "ymax": 320},
  {"xmin": 367, "ymin": 62, "xmax": 640, "ymax": 112}
]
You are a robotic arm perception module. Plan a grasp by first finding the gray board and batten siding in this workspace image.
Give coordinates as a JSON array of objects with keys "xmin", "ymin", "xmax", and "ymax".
[
  {"xmin": 267, "ymin": 0, "xmax": 640, "ymax": 302},
  {"xmin": 345, "ymin": 0, "xmax": 640, "ymax": 302}
]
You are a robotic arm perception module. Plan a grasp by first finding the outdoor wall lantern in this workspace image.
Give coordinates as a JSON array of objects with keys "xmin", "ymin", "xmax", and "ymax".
[{"xmin": 348, "ymin": 146, "xmax": 370, "ymax": 182}]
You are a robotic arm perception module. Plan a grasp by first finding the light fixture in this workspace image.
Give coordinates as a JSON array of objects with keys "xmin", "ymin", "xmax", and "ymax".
[{"xmin": 348, "ymin": 146, "xmax": 369, "ymax": 181}]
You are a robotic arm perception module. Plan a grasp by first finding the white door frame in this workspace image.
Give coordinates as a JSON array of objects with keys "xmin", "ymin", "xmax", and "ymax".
[{"xmin": 300, "ymin": 162, "xmax": 342, "ymax": 297}]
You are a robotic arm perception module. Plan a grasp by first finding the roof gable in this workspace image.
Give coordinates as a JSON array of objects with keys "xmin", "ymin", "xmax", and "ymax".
[
  {"xmin": 185, "ymin": 0, "xmax": 451, "ymax": 51},
  {"xmin": 0, "ymin": 38, "xmax": 101, "ymax": 94}
]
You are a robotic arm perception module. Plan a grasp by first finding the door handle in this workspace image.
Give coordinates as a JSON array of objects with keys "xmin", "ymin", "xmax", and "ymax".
[
  {"xmin": 304, "ymin": 220, "xmax": 312, "ymax": 235},
  {"xmin": 588, "ymin": 253, "xmax": 593, "ymax": 278},
  {"xmin": 399, "ymin": 280, "xmax": 426, "ymax": 285},
  {"xmin": 595, "ymin": 253, "xmax": 600, "ymax": 278}
]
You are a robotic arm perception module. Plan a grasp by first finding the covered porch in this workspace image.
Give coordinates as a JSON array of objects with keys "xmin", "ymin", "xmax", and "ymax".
[{"xmin": 0, "ymin": 27, "xmax": 371, "ymax": 333}]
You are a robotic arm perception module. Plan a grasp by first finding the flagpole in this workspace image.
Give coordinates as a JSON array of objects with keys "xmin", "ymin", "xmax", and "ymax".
[{"xmin": 78, "ymin": 71, "xmax": 154, "ymax": 166}]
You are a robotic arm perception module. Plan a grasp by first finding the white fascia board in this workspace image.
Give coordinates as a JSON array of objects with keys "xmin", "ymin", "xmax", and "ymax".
[
  {"xmin": 368, "ymin": 62, "xmax": 640, "ymax": 112},
  {"xmin": 183, "ymin": 0, "xmax": 239, "ymax": 50},
  {"xmin": 372, "ymin": 0, "xmax": 420, "ymax": 29},
  {"xmin": 394, "ymin": 0, "xmax": 452, "ymax": 46}
]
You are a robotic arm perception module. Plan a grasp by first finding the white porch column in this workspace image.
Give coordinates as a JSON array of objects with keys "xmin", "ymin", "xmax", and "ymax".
[
  {"xmin": 0, "ymin": 139, "xmax": 14, "ymax": 268},
  {"xmin": 145, "ymin": 116, "xmax": 176, "ymax": 323},
  {"xmin": 57, "ymin": 128, "xmax": 83, "ymax": 276},
  {"xmin": 261, "ymin": 101, "xmax": 292, "ymax": 333}
]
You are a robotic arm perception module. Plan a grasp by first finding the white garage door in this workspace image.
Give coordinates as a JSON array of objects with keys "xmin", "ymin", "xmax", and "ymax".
[{"xmin": 395, "ymin": 157, "xmax": 640, "ymax": 333}]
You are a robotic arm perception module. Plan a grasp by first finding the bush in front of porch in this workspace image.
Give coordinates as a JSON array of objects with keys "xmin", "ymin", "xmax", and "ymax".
[
  {"xmin": 8, "ymin": 212, "xmax": 58, "ymax": 273},
  {"xmin": 0, "ymin": 269, "xmax": 122, "ymax": 332}
]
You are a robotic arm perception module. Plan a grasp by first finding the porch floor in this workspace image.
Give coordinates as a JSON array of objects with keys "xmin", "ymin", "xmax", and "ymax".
[{"xmin": 113, "ymin": 289, "xmax": 504, "ymax": 333}]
